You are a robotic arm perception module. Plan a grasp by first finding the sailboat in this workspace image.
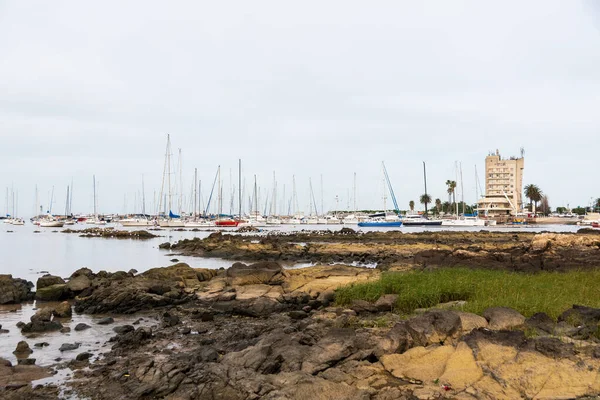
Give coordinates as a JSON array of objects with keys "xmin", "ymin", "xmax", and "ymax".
[
  {"xmin": 358, "ymin": 163, "xmax": 402, "ymax": 227},
  {"xmin": 213, "ymin": 165, "xmax": 239, "ymax": 227},
  {"xmin": 121, "ymin": 176, "xmax": 153, "ymax": 227},
  {"xmin": 86, "ymin": 175, "xmax": 106, "ymax": 225}
]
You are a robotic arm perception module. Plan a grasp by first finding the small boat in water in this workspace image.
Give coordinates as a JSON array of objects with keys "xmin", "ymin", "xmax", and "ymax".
[
  {"xmin": 215, "ymin": 219, "xmax": 239, "ymax": 227},
  {"xmin": 39, "ymin": 219, "xmax": 64, "ymax": 228}
]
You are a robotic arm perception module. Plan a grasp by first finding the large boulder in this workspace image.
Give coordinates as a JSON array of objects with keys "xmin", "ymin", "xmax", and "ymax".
[
  {"xmin": 483, "ymin": 307, "xmax": 525, "ymax": 330},
  {"xmin": 0, "ymin": 275, "xmax": 34, "ymax": 304},
  {"xmin": 53, "ymin": 301, "xmax": 72, "ymax": 318},
  {"xmin": 226, "ymin": 261, "xmax": 288, "ymax": 286},
  {"xmin": 142, "ymin": 263, "xmax": 217, "ymax": 288},
  {"xmin": 66, "ymin": 275, "xmax": 91, "ymax": 293},
  {"xmin": 36, "ymin": 275, "xmax": 65, "ymax": 290},
  {"xmin": 35, "ymin": 284, "xmax": 69, "ymax": 301},
  {"xmin": 21, "ymin": 308, "xmax": 63, "ymax": 333}
]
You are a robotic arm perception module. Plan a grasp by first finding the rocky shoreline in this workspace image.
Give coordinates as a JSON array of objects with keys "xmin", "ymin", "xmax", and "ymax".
[
  {"xmin": 1, "ymin": 230, "xmax": 600, "ymax": 399},
  {"xmin": 165, "ymin": 229, "xmax": 600, "ymax": 272}
]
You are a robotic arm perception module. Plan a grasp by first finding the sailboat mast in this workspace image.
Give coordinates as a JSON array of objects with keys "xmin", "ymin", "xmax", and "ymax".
[
  {"xmin": 178, "ymin": 149, "xmax": 183, "ymax": 215},
  {"xmin": 320, "ymin": 175, "xmax": 324, "ymax": 216},
  {"xmin": 93, "ymin": 176, "xmax": 97, "ymax": 217},
  {"xmin": 238, "ymin": 160, "xmax": 242, "ymax": 220},
  {"xmin": 217, "ymin": 166, "xmax": 222, "ymax": 216},
  {"xmin": 353, "ymin": 172, "xmax": 357, "ymax": 213},
  {"xmin": 193, "ymin": 168, "xmax": 198, "ymax": 218},
  {"xmin": 142, "ymin": 175, "xmax": 146, "ymax": 216},
  {"xmin": 460, "ymin": 162, "xmax": 464, "ymax": 215},
  {"xmin": 423, "ymin": 161, "xmax": 428, "ymax": 216},
  {"xmin": 167, "ymin": 136, "xmax": 172, "ymax": 216}
]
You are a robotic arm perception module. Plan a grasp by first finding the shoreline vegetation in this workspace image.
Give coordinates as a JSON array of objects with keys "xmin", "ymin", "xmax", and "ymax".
[{"xmin": 336, "ymin": 267, "xmax": 600, "ymax": 320}]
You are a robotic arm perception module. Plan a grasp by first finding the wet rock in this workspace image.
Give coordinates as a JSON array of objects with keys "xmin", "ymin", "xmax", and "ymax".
[
  {"xmin": 17, "ymin": 358, "xmax": 36, "ymax": 365},
  {"xmin": 288, "ymin": 310, "xmax": 308, "ymax": 320},
  {"xmin": 35, "ymin": 284, "xmax": 69, "ymax": 301},
  {"xmin": 0, "ymin": 274, "xmax": 34, "ymax": 304},
  {"xmin": 36, "ymin": 274, "xmax": 66, "ymax": 290},
  {"xmin": 162, "ymin": 312, "xmax": 180, "ymax": 327},
  {"xmin": 21, "ymin": 309, "xmax": 63, "ymax": 333},
  {"xmin": 0, "ymin": 329, "xmax": 8, "ymax": 334},
  {"xmin": 180, "ymin": 327, "xmax": 191, "ymax": 335},
  {"xmin": 31, "ymin": 307, "xmax": 54, "ymax": 323},
  {"xmin": 60, "ymin": 327, "xmax": 71, "ymax": 333},
  {"xmin": 374, "ymin": 294, "xmax": 398, "ymax": 312},
  {"xmin": 59, "ymin": 343, "xmax": 80, "ymax": 352},
  {"xmin": 76, "ymin": 352, "xmax": 92, "ymax": 361},
  {"xmin": 113, "ymin": 325, "xmax": 134, "ymax": 335},
  {"xmin": 16, "ymin": 321, "xmax": 25, "ymax": 328},
  {"xmin": 226, "ymin": 261, "xmax": 288, "ymax": 286},
  {"xmin": 170, "ymin": 258, "xmax": 179, "ymax": 262},
  {"xmin": 97, "ymin": 317, "xmax": 114, "ymax": 325},
  {"xmin": 111, "ymin": 326, "xmax": 153, "ymax": 349},
  {"xmin": 483, "ymin": 306, "xmax": 525, "ymax": 330},
  {"xmin": 33, "ymin": 342, "xmax": 49, "ymax": 348},
  {"xmin": 70, "ymin": 267, "xmax": 94, "ymax": 279},
  {"xmin": 74, "ymin": 323, "xmax": 91, "ymax": 331},
  {"xmin": 53, "ymin": 301, "xmax": 72, "ymax": 318},
  {"xmin": 158, "ymin": 242, "xmax": 171, "ymax": 249},
  {"xmin": 13, "ymin": 341, "xmax": 33, "ymax": 355}
]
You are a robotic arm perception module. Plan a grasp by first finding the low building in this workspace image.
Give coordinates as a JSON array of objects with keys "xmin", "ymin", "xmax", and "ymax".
[{"xmin": 477, "ymin": 150, "xmax": 524, "ymax": 216}]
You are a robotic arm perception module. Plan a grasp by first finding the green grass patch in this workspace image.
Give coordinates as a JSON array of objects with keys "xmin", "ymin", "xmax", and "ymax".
[{"xmin": 335, "ymin": 268, "xmax": 600, "ymax": 319}]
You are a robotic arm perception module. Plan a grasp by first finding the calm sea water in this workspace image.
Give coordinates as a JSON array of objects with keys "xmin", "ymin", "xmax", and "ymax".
[{"xmin": 0, "ymin": 221, "xmax": 581, "ymax": 283}]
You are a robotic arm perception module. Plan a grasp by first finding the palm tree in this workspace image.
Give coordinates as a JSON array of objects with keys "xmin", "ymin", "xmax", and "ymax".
[
  {"xmin": 524, "ymin": 184, "xmax": 543, "ymax": 212},
  {"xmin": 445, "ymin": 180, "xmax": 457, "ymax": 213},
  {"xmin": 420, "ymin": 194, "xmax": 431, "ymax": 214},
  {"xmin": 409, "ymin": 200, "xmax": 415, "ymax": 212},
  {"xmin": 435, "ymin": 198, "xmax": 442, "ymax": 214},
  {"xmin": 594, "ymin": 198, "xmax": 600, "ymax": 212}
]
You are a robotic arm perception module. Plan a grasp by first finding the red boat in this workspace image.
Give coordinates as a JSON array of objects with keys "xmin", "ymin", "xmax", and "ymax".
[
  {"xmin": 215, "ymin": 220, "xmax": 239, "ymax": 227},
  {"xmin": 592, "ymin": 222, "xmax": 599, "ymax": 228}
]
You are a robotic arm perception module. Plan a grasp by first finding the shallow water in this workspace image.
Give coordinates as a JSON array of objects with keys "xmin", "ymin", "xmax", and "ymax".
[{"xmin": 0, "ymin": 301, "xmax": 155, "ymax": 367}]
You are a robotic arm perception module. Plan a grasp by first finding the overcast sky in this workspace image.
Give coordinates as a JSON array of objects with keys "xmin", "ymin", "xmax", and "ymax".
[{"xmin": 1, "ymin": 1, "xmax": 599, "ymax": 216}]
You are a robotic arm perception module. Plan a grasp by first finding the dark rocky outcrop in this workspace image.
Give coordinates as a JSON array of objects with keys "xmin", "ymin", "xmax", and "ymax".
[
  {"xmin": 21, "ymin": 308, "xmax": 63, "ymax": 333},
  {"xmin": 0, "ymin": 275, "xmax": 34, "ymax": 304}
]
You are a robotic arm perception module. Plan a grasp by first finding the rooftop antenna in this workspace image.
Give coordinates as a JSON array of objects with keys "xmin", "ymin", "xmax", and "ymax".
[{"xmin": 520, "ymin": 147, "xmax": 525, "ymax": 158}]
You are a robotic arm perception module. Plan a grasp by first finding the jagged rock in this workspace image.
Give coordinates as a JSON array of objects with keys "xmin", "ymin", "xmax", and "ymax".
[
  {"xmin": 21, "ymin": 308, "xmax": 63, "ymax": 333},
  {"xmin": 97, "ymin": 317, "xmax": 114, "ymax": 325},
  {"xmin": 33, "ymin": 342, "xmax": 49, "ymax": 348},
  {"xmin": 60, "ymin": 327, "xmax": 71, "ymax": 333},
  {"xmin": 111, "ymin": 327, "xmax": 152, "ymax": 349},
  {"xmin": 13, "ymin": 341, "xmax": 33, "ymax": 355},
  {"xmin": 405, "ymin": 310, "xmax": 461, "ymax": 347},
  {"xmin": 482, "ymin": 307, "xmax": 525, "ymax": 330},
  {"xmin": 59, "ymin": 343, "xmax": 80, "ymax": 352},
  {"xmin": 70, "ymin": 267, "xmax": 94, "ymax": 279},
  {"xmin": 35, "ymin": 284, "xmax": 69, "ymax": 301},
  {"xmin": 74, "ymin": 323, "xmax": 91, "ymax": 331},
  {"xmin": 17, "ymin": 358, "xmax": 36, "ymax": 365},
  {"xmin": 158, "ymin": 242, "xmax": 171, "ymax": 249},
  {"xmin": 226, "ymin": 261, "xmax": 288, "ymax": 286},
  {"xmin": 525, "ymin": 312, "xmax": 556, "ymax": 334},
  {"xmin": 374, "ymin": 294, "xmax": 398, "ymax": 312},
  {"xmin": 36, "ymin": 274, "xmax": 65, "ymax": 290},
  {"xmin": 558, "ymin": 304, "xmax": 600, "ymax": 327},
  {"xmin": 0, "ymin": 274, "xmax": 34, "ymax": 304},
  {"xmin": 180, "ymin": 327, "xmax": 191, "ymax": 335},
  {"xmin": 53, "ymin": 301, "xmax": 72, "ymax": 318}
]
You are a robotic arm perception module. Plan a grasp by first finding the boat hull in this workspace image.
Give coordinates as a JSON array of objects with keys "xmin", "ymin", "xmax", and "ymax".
[
  {"xmin": 402, "ymin": 220, "xmax": 443, "ymax": 226},
  {"xmin": 358, "ymin": 221, "xmax": 402, "ymax": 227},
  {"xmin": 215, "ymin": 220, "xmax": 239, "ymax": 227}
]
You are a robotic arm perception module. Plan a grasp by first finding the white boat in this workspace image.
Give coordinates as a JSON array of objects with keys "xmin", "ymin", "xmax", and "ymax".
[
  {"xmin": 11, "ymin": 218, "xmax": 25, "ymax": 225},
  {"xmin": 120, "ymin": 218, "xmax": 153, "ymax": 227},
  {"xmin": 40, "ymin": 219, "xmax": 64, "ymax": 228},
  {"xmin": 325, "ymin": 216, "xmax": 341, "ymax": 225},
  {"xmin": 303, "ymin": 217, "xmax": 319, "ymax": 225},
  {"xmin": 441, "ymin": 216, "xmax": 487, "ymax": 227},
  {"xmin": 266, "ymin": 217, "xmax": 282, "ymax": 225},
  {"xmin": 184, "ymin": 219, "xmax": 214, "ymax": 228},
  {"xmin": 283, "ymin": 217, "xmax": 302, "ymax": 225},
  {"xmin": 402, "ymin": 213, "xmax": 442, "ymax": 226},
  {"xmin": 317, "ymin": 217, "xmax": 328, "ymax": 224}
]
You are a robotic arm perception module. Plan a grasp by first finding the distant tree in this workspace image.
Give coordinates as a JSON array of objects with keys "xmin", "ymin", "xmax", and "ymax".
[
  {"xmin": 442, "ymin": 201, "xmax": 451, "ymax": 213},
  {"xmin": 594, "ymin": 198, "xmax": 600, "ymax": 212},
  {"xmin": 524, "ymin": 184, "xmax": 543, "ymax": 212},
  {"xmin": 420, "ymin": 194, "xmax": 432, "ymax": 215},
  {"xmin": 409, "ymin": 200, "xmax": 415, "ymax": 211},
  {"xmin": 445, "ymin": 180, "xmax": 457, "ymax": 212},
  {"xmin": 572, "ymin": 207, "xmax": 586, "ymax": 216},
  {"xmin": 555, "ymin": 206, "xmax": 567, "ymax": 214},
  {"xmin": 539, "ymin": 196, "xmax": 550, "ymax": 215},
  {"xmin": 435, "ymin": 198, "xmax": 442, "ymax": 214}
]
